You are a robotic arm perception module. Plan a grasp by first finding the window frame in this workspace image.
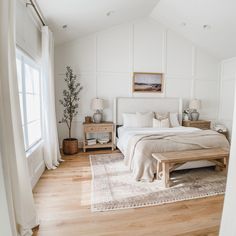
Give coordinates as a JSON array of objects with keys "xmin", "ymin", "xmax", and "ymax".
[{"xmin": 16, "ymin": 49, "xmax": 43, "ymax": 152}]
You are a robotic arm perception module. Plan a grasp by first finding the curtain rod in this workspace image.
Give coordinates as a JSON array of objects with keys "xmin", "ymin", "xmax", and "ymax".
[{"xmin": 26, "ymin": 0, "xmax": 46, "ymax": 26}]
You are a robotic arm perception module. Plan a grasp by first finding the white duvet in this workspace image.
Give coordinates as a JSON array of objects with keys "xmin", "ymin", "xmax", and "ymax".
[
  {"xmin": 117, "ymin": 126, "xmax": 200, "ymax": 154},
  {"xmin": 117, "ymin": 126, "xmax": 229, "ymax": 181}
]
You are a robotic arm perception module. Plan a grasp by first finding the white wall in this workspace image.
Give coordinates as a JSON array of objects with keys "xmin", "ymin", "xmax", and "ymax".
[
  {"xmin": 16, "ymin": 0, "xmax": 44, "ymax": 188},
  {"xmin": 16, "ymin": 0, "xmax": 41, "ymax": 60},
  {"xmin": 218, "ymin": 58, "xmax": 236, "ymax": 137},
  {"xmin": 219, "ymin": 70, "xmax": 236, "ymax": 236},
  {"xmin": 55, "ymin": 18, "xmax": 221, "ymax": 144}
]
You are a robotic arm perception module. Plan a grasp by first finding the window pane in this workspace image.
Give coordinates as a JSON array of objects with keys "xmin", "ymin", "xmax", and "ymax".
[
  {"xmin": 22, "ymin": 125, "xmax": 27, "ymax": 150},
  {"xmin": 26, "ymin": 94, "xmax": 40, "ymax": 123},
  {"xmin": 27, "ymin": 121, "xmax": 41, "ymax": 147},
  {"xmin": 19, "ymin": 93, "xmax": 25, "ymax": 125},
  {"xmin": 16, "ymin": 50, "xmax": 42, "ymax": 151},
  {"xmin": 16, "ymin": 58, "xmax": 22, "ymax": 92},
  {"xmin": 25, "ymin": 64, "xmax": 40, "ymax": 94}
]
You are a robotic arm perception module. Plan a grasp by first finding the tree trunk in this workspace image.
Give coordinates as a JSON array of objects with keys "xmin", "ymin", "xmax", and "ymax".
[
  {"xmin": 69, "ymin": 126, "xmax": 71, "ymax": 139},
  {"xmin": 69, "ymin": 119, "xmax": 72, "ymax": 139}
]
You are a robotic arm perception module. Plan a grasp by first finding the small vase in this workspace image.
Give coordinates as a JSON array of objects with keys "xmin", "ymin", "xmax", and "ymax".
[{"xmin": 190, "ymin": 111, "xmax": 199, "ymax": 121}]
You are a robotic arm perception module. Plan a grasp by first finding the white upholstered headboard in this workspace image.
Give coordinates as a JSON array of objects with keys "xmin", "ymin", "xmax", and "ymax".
[{"xmin": 113, "ymin": 97, "xmax": 182, "ymax": 125}]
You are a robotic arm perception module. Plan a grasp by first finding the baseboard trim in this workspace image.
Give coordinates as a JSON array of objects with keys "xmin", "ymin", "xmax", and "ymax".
[{"xmin": 32, "ymin": 161, "xmax": 45, "ymax": 189}]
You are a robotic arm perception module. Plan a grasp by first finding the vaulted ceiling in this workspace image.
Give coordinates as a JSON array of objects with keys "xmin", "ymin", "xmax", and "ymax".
[
  {"xmin": 36, "ymin": 0, "xmax": 159, "ymax": 45},
  {"xmin": 36, "ymin": 0, "xmax": 236, "ymax": 59},
  {"xmin": 151, "ymin": 0, "xmax": 236, "ymax": 59}
]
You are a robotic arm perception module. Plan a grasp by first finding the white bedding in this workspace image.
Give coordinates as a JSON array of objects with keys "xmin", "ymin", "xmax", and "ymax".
[
  {"xmin": 117, "ymin": 126, "xmax": 200, "ymax": 154},
  {"xmin": 117, "ymin": 126, "xmax": 229, "ymax": 181}
]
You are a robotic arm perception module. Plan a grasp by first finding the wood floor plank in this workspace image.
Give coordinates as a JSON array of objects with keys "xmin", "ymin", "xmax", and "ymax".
[{"xmin": 33, "ymin": 150, "xmax": 224, "ymax": 236}]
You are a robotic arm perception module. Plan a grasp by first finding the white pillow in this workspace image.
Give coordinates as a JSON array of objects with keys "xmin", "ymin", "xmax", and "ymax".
[
  {"xmin": 153, "ymin": 118, "xmax": 170, "ymax": 128},
  {"xmin": 169, "ymin": 112, "xmax": 180, "ymax": 127},
  {"xmin": 136, "ymin": 112, "xmax": 154, "ymax": 127},
  {"xmin": 123, "ymin": 113, "xmax": 138, "ymax": 127},
  {"xmin": 122, "ymin": 112, "xmax": 154, "ymax": 128}
]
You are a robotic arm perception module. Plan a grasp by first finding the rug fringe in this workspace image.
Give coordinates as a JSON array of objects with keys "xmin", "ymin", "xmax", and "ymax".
[{"xmin": 91, "ymin": 191, "xmax": 225, "ymax": 212}]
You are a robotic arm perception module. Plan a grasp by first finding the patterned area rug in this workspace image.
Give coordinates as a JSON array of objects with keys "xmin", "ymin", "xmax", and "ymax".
[{"xmin": 90, "ymin": 153, "xmax": 226, "ymax": 212}]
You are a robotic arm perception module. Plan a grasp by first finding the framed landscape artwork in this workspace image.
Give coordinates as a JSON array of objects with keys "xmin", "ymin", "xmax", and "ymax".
[{"xmin": 133, "ymin": 72, "xmax": 163, "ymax": 93}]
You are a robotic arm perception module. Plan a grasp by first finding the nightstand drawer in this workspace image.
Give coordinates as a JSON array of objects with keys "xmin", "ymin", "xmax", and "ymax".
[
  {"xmin": 84, "ymin": 125, "xmax": 113, "ymax": 133},
  {"xmin": 182, "ymin": 120, "xmax": 211, "ymax": 130},
  {"xmin": 197, "ymin": 123, "xmax": 211, "ymax": 129}
]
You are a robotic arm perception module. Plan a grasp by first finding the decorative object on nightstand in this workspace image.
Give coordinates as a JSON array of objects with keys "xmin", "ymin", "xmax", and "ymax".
[
  {"xmin": 216, "ymin": 130, "xmax": 228, "ymax": 140},
  {"xmin": 97, "ymin": 138, "xmax": 110, "ymax": 144},
  {"xmin": 59, "ymin": 66, "xmax": 83, "ymax": 155},
  {"xmin": 87, "ymin": 138, "xmax": 97, "ymax": 145},
  {"xmin": 189, "ymin": 99, "xmax": 201, "ymax": 121},
  {"xmin": 182, "ymin": 120, "xmax": 211, "ymax": 130},
  {"xmin": 213, "ymin": 124, "xmax": 228, "ymax": 139},
  {"xmin": 183, "ymin": 109, "xmax": 191, "ymax": 121},
  {"xmin": 91, "ymin": 98, "xmax": 104, "ymax": 123},
  {"xmin": 85, "ymin": 116, "xmax": 92, "ymax": 124},
  {"xmin": 83, "ymin": 122, "xmax": 115, "ymax": 152}
]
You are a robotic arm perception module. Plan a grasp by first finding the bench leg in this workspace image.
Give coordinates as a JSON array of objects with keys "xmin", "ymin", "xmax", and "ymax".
[
  {"xmin": 214, "ymin": 158, "xmax": 225, "ymax": 171},
  {"xmin": 156, "ymin": 161, "xmax": 162, "ymax": 180},
  {"xmin": 215, "ymin": 165, "xmax": 222, "ymax": 171},
  {"xmin": 162, "ymin": 163, "xmax": 170, "ymax": 188}
]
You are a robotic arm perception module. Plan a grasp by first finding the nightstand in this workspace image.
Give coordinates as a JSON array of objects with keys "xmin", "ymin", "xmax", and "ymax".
[
  {"xmin": 182, "ymin": 120, "xmax": 211, "ymax": 130},
  {"xmin": 83, "ymin": 122, "xmax": 115, "ymax": 152}
]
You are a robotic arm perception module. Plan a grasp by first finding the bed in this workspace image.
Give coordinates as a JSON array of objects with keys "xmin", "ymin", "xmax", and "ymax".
[{"xmin": 113, "ymin": 97, "xmax": 229, "ymax": 181}]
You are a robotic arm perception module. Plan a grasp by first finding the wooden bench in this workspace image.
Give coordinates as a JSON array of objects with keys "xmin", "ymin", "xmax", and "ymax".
[{"xmin": 152, "ymin": 148, "xmax": 229, "ymax": 188}]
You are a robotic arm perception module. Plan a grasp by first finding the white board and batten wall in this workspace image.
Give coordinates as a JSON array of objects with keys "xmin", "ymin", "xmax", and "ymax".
[
  {"xmin": 55, "ymin": 17, "xmax": 221, "ymax": 144},
  {"xmin": 15, "ymin": 0, "xmax": 45, "ymax": 188}
]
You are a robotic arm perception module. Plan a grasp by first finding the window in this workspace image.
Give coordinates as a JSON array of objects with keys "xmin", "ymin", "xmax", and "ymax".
[{"xmin": 16, "ymin": 50, "xmax": 42, "ymax": 151}]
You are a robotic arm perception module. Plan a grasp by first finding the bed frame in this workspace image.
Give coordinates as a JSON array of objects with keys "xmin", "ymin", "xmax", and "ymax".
[{"xmin": 113, "ymin": 97, "xmax": 183, "ymax": 126}]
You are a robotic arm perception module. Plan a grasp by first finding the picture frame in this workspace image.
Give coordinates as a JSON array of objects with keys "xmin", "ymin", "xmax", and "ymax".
[{"xmin": 133, "ymin": 72, "xmax": 163, "ymax": 93}]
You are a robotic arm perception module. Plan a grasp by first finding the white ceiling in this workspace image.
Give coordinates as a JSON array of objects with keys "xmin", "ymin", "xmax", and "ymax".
[
  {"xmin": 36, "ymin": 0, "xmax": 159, "ymax": 45},
  {"xmin": 36, "ymin": 0, "xmax": 236, "ymax": 59},
  {"xmin": 151, "ymin": 0, "xmax": 236, "ymax": 59}
]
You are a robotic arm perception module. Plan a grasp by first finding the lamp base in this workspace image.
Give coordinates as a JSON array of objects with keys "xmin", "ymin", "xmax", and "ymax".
[
  {"xmin": 190, "ymin": 111, "xmax": 199, "ymax": 121},
  {"xmin": 93, "ymin": 111, "xmax": 102, "ymax": 123}
]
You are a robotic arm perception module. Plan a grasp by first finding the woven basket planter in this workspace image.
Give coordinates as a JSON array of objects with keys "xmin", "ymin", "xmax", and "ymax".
[{"xmin": 63, "ymin": 138, "xmax": 78, "ymax": 155}]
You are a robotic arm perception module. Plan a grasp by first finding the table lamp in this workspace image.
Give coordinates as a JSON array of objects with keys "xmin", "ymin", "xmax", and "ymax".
[{"xmin": 91, "ymin": 98, "xmax": 104, "ymax": 123}]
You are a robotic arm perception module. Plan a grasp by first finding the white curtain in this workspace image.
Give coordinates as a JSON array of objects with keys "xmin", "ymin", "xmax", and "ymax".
[
  {"xmin": 42, "ymin": 26, "xmax": 62, "ymax": 169},
  {"xmin": 0, "ymin": 0, "xmax": 38, "ymax": 235},
  {"xmin": 0, "ymin": 151, "xmax": 16, "ymax": 236}
]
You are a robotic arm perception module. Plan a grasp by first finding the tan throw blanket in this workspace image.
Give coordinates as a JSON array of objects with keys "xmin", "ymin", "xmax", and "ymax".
[{"xmin": 124, "ymin": 130, "xmax": 229, "ymax": 181}]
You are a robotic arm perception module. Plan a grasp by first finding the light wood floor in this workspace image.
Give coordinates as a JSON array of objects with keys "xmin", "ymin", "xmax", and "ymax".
[{"xmin": 33, "ymin": 150, "xmax": 224, "ymax": 236}]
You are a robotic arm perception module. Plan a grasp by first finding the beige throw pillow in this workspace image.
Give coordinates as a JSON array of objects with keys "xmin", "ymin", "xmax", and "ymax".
[
  {"xmin": 153, "ymin": 117, "xmax": 170, "ymax": 128},
  {"xmin": 155, "ymin": 112, "xmax": 169, "ymax": 120}
]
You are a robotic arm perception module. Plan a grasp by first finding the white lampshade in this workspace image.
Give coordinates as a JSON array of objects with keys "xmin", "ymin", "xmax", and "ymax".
[
  {"xmin": 91, "ymin": 98, "xmax": 104, "ymax": 110},
  {"xmin": 189, "ymin": 99, "xmax": 201, "ymax": 110}
]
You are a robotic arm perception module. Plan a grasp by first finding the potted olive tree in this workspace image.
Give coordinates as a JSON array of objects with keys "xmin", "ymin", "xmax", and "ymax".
[{"xmin": 59, "ymin": 66, "xmax": 83, "ymax": 155}]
